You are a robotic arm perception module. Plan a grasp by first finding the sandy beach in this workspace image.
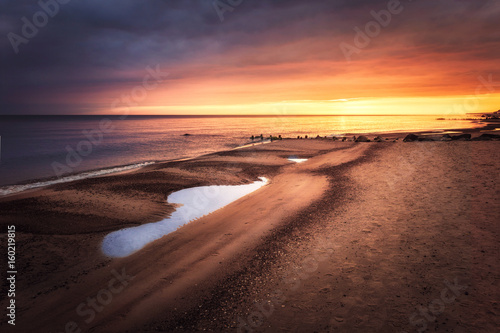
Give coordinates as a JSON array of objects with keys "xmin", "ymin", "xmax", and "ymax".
[
  {"xmin": 0, "ymin": 134, "xmax": 499, "ymax": 332},
  {"xmin": 3, "ymin": 0, "xmax": 500, "ymax": 331}
]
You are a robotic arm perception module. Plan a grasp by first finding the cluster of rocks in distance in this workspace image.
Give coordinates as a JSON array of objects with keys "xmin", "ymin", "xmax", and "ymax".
[
  {"xmin": 330, "ymin": 133, "xmax": 500, "ymax": 142},
  {"xmin": 253, "ymin": 133, "xmax": 500, "ymax": 142},
  {"xmin": 403, "ymin": 133, "xmax": 500, "ymax": 142},
  {"xmin": 330, "ymin": 135, "xmax": 388, "ymax": 142}
]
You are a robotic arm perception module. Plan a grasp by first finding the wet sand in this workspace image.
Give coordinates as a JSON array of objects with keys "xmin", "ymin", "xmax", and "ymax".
[{"xmin": 0, "ymin": 137, "xmax": 498, "ymax": 332}]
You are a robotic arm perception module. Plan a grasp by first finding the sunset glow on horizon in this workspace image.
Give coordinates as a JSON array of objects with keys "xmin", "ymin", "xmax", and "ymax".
[{"xmin": 1, "ymin": 0, "xmax": 499, "ymax": 116}]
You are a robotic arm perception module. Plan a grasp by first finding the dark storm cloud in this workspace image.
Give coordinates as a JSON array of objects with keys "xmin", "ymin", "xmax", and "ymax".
[{"xmin": 0, "ymin": 0, "xmax": 498, "ymax": 114}]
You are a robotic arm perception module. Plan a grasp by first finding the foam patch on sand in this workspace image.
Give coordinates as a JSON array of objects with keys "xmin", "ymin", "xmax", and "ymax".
[
  {"xmin": 102, "ymin": 177, "xmax": 268, "ymax": 257},
  {"xmin": 288, "ymin": 156, "xmax": 308, "ymax": 163}
]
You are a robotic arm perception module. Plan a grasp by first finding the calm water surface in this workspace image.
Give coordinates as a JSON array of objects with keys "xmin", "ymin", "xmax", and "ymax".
[{"xmin": 0, "ymin": 115, "xmax": 481, "ymax": 188}]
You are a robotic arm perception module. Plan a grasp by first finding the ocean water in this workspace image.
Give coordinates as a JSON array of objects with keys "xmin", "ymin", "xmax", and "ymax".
[{"xmin": 0, "ymin": 115, "xmax": 480, "ymax": 190}]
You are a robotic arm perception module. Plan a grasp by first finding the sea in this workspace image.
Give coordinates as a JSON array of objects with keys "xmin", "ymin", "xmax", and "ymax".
[{"xmin": 0, "ymin": 115, "xmax": 481, "ymax": 194}]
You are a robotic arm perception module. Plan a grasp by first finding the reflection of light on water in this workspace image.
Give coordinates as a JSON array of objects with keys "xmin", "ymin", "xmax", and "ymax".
[
  {"xmin": 439, "ymin": 131, "xmax": 463, "ymax": 135},
  {"xmin": 233, "ymin": 140, "xmax": 272, "ymax": 150},
  {"xmin": 420, "ymin": 131, "xmax": 462, "ymax": 135},
  {"xmin": 288, "ymin": 156, "xmax": 308, "ymax": 163},
  {"xmin": 102, "ymin": 177, "xmax": 268, "ymax": 257}
]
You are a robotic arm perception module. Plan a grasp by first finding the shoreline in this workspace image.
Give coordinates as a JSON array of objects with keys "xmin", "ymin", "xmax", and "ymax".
[
  {"xmin": 0, "ymin": 135, "xmax": 278, "ymax": 198},
  {"xmin": 1, "ymin": 120, "xmax": 498, "ymax": 198}
]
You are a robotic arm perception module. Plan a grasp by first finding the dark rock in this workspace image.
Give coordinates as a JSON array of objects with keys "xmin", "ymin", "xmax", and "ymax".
[
  {"xmin": 355, "ymin": 135, "xmax": 370, "ymax": 142},
  {"xmin": 373, "ymin": 136, "xmax": 384, "ymax": 142},
  {"xmin": 472, "ymin": 133, "xmax": 500, "ymax": 141},
  {"xmin": 441, "ymin": 134, "xmax": 452, "ymax": 141},
  {"xmin": 182, "ymin": 133, "xmax": 191, "ymax": 136},
  {"xmin": 403, "ymin": 134, "xmax": 419, "ymax": 142},
  {"xmin": 418, "ymin": 135, "xmax": 441, "ymax": 141},
  {"xmin": 451, "ymin": 133, "xmax": 471, "ymax": 141}
]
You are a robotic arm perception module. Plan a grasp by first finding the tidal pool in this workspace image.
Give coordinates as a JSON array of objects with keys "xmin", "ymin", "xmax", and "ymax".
[
  {"xmin": 288, "ymin": 156, "xmax": 308, "ymax": 163},
  {"xmin": 102, "ymin": 177, "xmax": 268, "ymax": 257}
]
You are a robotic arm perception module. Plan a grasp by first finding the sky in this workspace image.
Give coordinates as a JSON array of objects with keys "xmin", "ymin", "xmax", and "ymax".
[{"xmin": 1, "ymin": 0, "xmax": 499, "ymax": 115}]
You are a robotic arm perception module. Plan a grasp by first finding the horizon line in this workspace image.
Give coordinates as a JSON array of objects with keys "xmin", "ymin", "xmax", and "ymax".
[{"xmin": 0, "ymin": 114, "xmax": 486, "ymax": 117}]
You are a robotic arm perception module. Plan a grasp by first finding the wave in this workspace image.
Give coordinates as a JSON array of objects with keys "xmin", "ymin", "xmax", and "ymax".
[{"xmin": 0, "ymin": 162, "xmax": 155, "ymax": 197}]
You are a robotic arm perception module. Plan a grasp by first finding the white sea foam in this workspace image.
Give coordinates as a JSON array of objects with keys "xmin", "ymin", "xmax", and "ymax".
[
  {"xmin": 288, "ymin": 156, "xmax": 308, "ymax": 163},
  {"xmin": 0, "ymin": 162, "xmax": 155, "ymax": 197},
  {"xmin": 102, "ymin": 177, "xmax": 268, "ymax": 258}
]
